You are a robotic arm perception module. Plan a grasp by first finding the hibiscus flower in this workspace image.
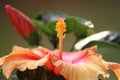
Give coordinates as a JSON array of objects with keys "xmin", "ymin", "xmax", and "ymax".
[
  {"xmin": 0, "ymin": 44, "xmax": 120, "ymax": 80},
  {"xmin": 0, "ymin": 5, "xmax": 120, "ymax": 80}
]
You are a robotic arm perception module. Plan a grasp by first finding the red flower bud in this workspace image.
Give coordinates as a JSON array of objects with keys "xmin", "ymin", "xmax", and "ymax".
[
  {"xmin": 5, "ymin": 5, "xmax": 40, "ymax": 46},
  {"xmin": 5, "ymin": 5, "xmax": 35, "ymax": 38}
]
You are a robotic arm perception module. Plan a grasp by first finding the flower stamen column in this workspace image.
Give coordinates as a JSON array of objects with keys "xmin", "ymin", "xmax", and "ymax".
[{"xmin": 55, "ymin": 18, "xmax": 67, "ymax": 60}]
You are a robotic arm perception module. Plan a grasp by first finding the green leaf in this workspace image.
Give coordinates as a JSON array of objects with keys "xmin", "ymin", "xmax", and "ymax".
[
  {"xmin": 65, "ymin": 17, "xmax": 93, "ymax": 38},
  {"xmin": 47, "ymin": 21, "xmax": 57, "ymax": 36},
  {"xmin": 82, "ymin": 41, "xmax": 120, "ymax": 63},
  {"xmin": 33, "ymin": 20, "xmax": 53, "ymax": 36}
]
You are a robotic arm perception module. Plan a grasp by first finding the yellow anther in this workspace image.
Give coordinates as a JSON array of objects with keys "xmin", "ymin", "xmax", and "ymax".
[
  {"xmin": 55, "ymin": 17, "xmax": 66, "ymax": 39},
  {"xmin": 55, "ymin": 17, "xmax": 67, "ymax": 60}
]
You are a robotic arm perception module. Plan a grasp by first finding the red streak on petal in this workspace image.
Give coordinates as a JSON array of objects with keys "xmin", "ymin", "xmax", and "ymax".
[
  {"xmin": 45, "ymin": 57, "xmax": 60, "ymax": 75},
  {"xmin": 5, "ymin": 5, "xmax": 36, "ymax": 38}
]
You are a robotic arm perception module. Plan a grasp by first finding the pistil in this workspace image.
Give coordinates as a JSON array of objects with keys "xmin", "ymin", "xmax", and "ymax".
[{"xmin": 55, "ymin": 17, "xmax": 66, "ymax": 60}]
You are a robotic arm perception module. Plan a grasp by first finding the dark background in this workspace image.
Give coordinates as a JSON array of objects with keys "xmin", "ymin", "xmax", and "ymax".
[{"xmin": 0, "ymin": 0, "xmax": 120, "ymax": 56}]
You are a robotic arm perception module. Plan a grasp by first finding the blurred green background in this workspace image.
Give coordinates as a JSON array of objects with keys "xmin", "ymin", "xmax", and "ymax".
[{"xmin": 0, "ymin": 0, "xmax": 120, "ymax": 57}]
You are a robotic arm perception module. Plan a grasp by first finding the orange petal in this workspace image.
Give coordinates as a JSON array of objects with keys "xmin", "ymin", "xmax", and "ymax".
[
  {"xmin": 51, "ymin": 46, "xmax": 109, "ymax": 80},
  {"xmin": 2, "ymin": 54, "xmax": 49, "ymax": 79},
  {"xmin": 0, "ymin": 55, "xmax": 8, "ymax": 65},
  {"xmin": 16, "ymin": 53, "xmax": 49, "ymax": 71},
  {"xmin": 0, "ymin": 46, "xmax": 24, "ymax": 65},
  {"xmin": 0, "ymin": 46, "xmax": 42, "ymax": 79},
  {"xmin": 108, "ymin": 62, "xmax": 120, "ymax": 80}
]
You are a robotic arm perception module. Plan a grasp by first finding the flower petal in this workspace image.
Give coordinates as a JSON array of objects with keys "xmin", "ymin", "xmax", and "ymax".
[
  {"xmin": 16, "ymin": 54, "xmax": 49, "ymax": 71},
  {"xmin": 36, "ymin": 46, "xmax": 60, "ymax": 75},
  {"xmin": 107, "ymin": 62, "xmax": 120, "ymax": 80},
  {"xmin": 51, "ymin": 46, "xmax": 109, "ymax": 80},
  {"xmin": 0, "ymin": 46, "xmax": 42, "ymax": 79}
]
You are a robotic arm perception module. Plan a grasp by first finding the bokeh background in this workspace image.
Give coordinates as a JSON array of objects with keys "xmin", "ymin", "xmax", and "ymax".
[{"xmin": 0, "ymin": 0, "xmax": 120, "ymax": 56}]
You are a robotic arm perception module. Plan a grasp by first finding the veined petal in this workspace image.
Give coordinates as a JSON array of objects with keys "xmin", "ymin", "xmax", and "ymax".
[
  {"xmin": 51, "ymin": 46, "xmax": 109, "ymax": 80},
  {"xmin": 0, "ymin": 46, "xmax": 46, "ymax": 79},
  {"xmin": 16, "ymin": 54, "xmax": 49, "ymax": 71}
]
